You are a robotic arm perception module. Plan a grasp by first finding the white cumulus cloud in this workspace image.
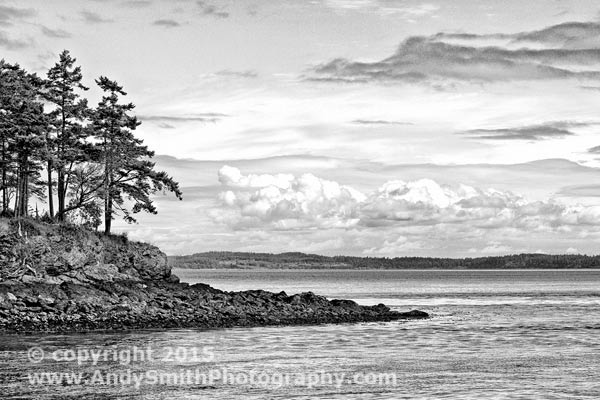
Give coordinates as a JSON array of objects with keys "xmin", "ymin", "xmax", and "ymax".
[
  {"xmin": 215, "ymin": 166, "xmax": 366, "ymax": 229},
  {"xmin": 213, "ymin": 166, "xmax": 600, "ymax": 247}
]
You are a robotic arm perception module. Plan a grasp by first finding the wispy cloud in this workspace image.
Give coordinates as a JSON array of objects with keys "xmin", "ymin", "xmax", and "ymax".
[
  {"xmin": 436, "ymin": 22, "xmax": 600, "ymax": 50},
  {"xmin": 460, "ymin": 124, "xmax": 574, "ymax": 141},
  {"xmin": 214, "ymin": 70, "xmax": 258, "ymax": 79},
  {"xmin": 0, "ymin": 5, "xmax": 36, "ymax": 26},
  {"xmin": 40, "ymin": 26, "xmax": 71, "ymax": 38},
  {"xmin": 0, "ymin": 5, "xmax": 35, "ymax": 48},
  {"xmin": 0, "ymin": 30, "xmax": 30, "ymax": 49},
  {"xmin": 512, "ymin": 22, "xmax": 600, "ymax": 49},
  {"xmin": 197, "ymin": 1, "xmax": 229, "ymax": 18},
  {"xmin": 559, "ymin": 184, "xmax": 600, "ymax": 197},
  {"xmin": 121, "ymin": 0, "xmax": 153, "ymax": 8},
  {"xmin": 140, "ymin": 113, "xmax": 228, "ymax": 124},
  {"xmin": 323, "ymin": 0, "xmax": 439, "ymax": 18},
  {"xmin": 156, "ymin": 122, "xmax": 176, "ymax": 129},
  {"xmin": 153, "ymin": 19, "xmax": 181, "ymax": 28},
  {"xmin": 459, "ymin": 121, "xmax": 598, "ymax": 141},
  {"xmin": 351, "ymin": 119, "xmax": 413, "ymax": 126},
  {"xmin": 81, "ymin": 10, "xmax": 114, "ymax": 24},
  {"xmin": 588, "ymin": 145, "xmax": 600, "ymax": 154}
]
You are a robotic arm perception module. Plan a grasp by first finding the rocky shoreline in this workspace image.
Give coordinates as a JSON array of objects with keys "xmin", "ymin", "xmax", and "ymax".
[{"xmin": 0, "ymin": 219, "xmax": 428, "ymax": 332}]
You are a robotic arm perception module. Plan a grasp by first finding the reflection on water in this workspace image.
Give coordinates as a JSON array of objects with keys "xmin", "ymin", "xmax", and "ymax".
[{"xmin": 1, "ymin": 269, "xmax": 600, "ymax": 399}]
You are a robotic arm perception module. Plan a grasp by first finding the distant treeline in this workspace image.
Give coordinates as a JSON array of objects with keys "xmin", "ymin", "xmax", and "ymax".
[{"xmin": 170, "ymin": 251, "xmax": 600, "ymax": 269}]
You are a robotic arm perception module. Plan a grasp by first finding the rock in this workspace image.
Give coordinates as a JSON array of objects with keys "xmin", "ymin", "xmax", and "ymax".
[
  {"xmin": 331, "ymin": 299, "xmax": 360, "ymax": 309},
  {"xmin": 399, "ymin": 310, "xmax": 429, "ymax": 318},
  {"xmin": 0, "ymin": 293, "xmax": 13, "ymax": 310},
  {"xmin": 21, "ymin": 275, "xmax": 47, "ymax": 284},
  {"xmin": 43, "ymin": 276, "xmax": 63, "ymax": 285},
  {"xmin": 127, "ymin": 243, "xmax": 170, "ymax": 280},
  {"xmin": 37, "ymin": 294, "xmax": 55, "ymax": 305},
  {"xmin": 83, "ymin": 263, "xmax": 137, "ymax": 282},
  {"xmin": 59, "ymin": 271, "xmax": 89, "ymax": 285}
]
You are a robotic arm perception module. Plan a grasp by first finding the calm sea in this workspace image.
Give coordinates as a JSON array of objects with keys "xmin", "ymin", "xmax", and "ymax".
[{"xmin": 1, "ymin": 269, "xmax": 599, "ymax": 399}]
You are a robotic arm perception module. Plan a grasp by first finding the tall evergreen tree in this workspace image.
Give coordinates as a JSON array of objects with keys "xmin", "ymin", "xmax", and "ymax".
[
  {"xmin": 0, "ymin": 62, "xmax": 47, "ymax": 217},
  {"xmin": 0, "ymin": 60, "xmax": 17, "ymax": 215},
  {"xmin": 45, "ymin": 50, "xmax": 90, "ymax": 221},
  {"xmin": 92, "ymin": 76, "xmax": 182, "ymax": 235}
]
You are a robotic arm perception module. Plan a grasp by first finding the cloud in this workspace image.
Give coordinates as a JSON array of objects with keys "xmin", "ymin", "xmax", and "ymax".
[
  {"xmin": 311, "ymin": 22, "xmax": 600, "ymax": 84},
  {"xmin": 469, "ymin": 241, "xmax": 513, "ymax": 255},
  {"xmin": 214, "ymin": 167, "xmax": 600, "ymax": 236},
  {"xmin": 214, "ymin": 166, "xmax": 365, "ymax": 230},
  {"xmin": 214, "ymin": 70, "xmax": 258, "ymax": 79},
  {"xmin": 113, "ymin": 156, "xmax": 600, "ymax": 256},
  {"xmin": 153, "ymin": 19, "xmax": 181, "ymax": 28},
  {"xmin": 139, "ymin": 113, "xmax": 227, "ymax": 124},
  {"xmin": 588, "ymin": 145, "xmax": 600, "ymax": 154},
  {"xmin": 436, "ymin": 22, "xmax": 600, "ymax": 50},
  {"xmin": 459, "ymin": 121, "xmax": 599, "ymax": 141},
  {"xmin": 513, "ymin": 22, "xmax": 600, "ymax": 49},
  {"xmin": 559, "ymin": 184, "xmax": 600, "ymax": 197},
  {"xmin": 363, "ymin": 235, "xmax": 427, "ymax": 255},
  {"xmin": 0, "ymin": 30, "xmax": 30, "ymax": 49},
  {"xmin": 121, "ymin": 0, "xmax": 153, "ymax": 8},
  {"xmin": 351, "ymin": 119, "xmax": 413, "ymax": 126},
  {"xmin": 0, "ymin": 5, "xmax": 35, "ymax": 49},
  {"xmin": 197, "ymin": 1, "xmax": 229, "ymax": 18},
  {"xmin": 323, "ymin": 0, "xmax": 439, "ymax": 18},
  {"xmin": 0, "ymin": 5, "xmax": 35, "ymax": 26},
  {"xmin": 460, "ymin": 122, "xmax": 578, "ymax": 141},
  {"xmin": 156, "ymin": 122, "xmax": 176, "ymax": 129},
  {"xmin": 40, "ymin": 26, "xmax": 71, "ymax": 38},
  {"xmin": 81, "ymin": 11, "xmax": 114, "ymax": 23}
]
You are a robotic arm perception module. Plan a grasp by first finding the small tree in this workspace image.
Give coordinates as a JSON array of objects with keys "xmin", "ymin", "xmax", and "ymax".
[{"xmin": 92, "ymin": 76, "xmax": 182, "ymax": 235}]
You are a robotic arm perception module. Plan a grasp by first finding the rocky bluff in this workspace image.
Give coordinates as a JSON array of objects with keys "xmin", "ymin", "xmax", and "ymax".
[{"xmin": 0, "ymin": 219, "xmax": 428, "ymax": 332}]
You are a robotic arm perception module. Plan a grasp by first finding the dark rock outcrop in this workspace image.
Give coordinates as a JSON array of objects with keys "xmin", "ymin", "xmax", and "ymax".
[{"xmin": 0, "ymin": 219, "xmax": 428, "ymax": 332}]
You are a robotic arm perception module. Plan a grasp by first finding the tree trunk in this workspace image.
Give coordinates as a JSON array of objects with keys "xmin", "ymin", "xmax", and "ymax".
[
  {"xmin": 103, "ymin": 132, "xmax": 112, "ymax": 235},
  {"xmin": 57, "ymin": 171, "xmax": 65, "ymax": 221},
  {"xmin": 13, "ymin": 166, "xmax": 20, "ymax": 217},
  {"xmin": 1, "ymin": 139, "xmax": 6, "ymax": 214},
  {"xmin": 21, "ymin": 158, "xmax": 29, "ymax": 217},
  {"xmin": 47, "ymin": 160, "xmax": 54, "ymax": 219},
  {"xmin": 14, "ymin": 160, "xmax": 28, "ymax": 218},
  {"xmin": 104, "ymin": 157, "xmax": 112, "ymax": 235},
  {"xmin": 104, "ymin": 194, "xmax": 112, "ymax": 235}
]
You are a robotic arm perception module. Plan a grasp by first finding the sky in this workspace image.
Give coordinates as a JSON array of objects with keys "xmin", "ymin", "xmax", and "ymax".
[{"xmin": 4, "ymin": 0, "xmax": 600, "ymax": 257}]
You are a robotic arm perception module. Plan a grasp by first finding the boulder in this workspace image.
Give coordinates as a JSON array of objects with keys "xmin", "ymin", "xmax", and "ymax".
[{"xmin": 399, "ymin": 309, "xmax": 430, "ymax": 318}]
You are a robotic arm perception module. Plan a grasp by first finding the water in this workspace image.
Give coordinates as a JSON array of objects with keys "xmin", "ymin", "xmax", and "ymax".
[{"xmin": 1, "ymin": 269, "xmax": 600, "ymax": 399}]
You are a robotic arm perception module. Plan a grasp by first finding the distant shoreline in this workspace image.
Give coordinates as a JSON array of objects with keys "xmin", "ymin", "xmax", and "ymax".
[
  {"xmin": 169, "ymin": 251, "xmax": 600, "ymax": 270},
  {"xmin": 173, "ymin": 267, "xmax": 600, "ymax": 271}
]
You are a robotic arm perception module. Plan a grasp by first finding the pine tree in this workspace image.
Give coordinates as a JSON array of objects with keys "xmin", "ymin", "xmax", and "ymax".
[
  {"xmin": 0, "ymin": 62, "xmax": 48, "ymax": 217},
  {"xmin": 0, "ymin": 60, "xmax": 16, "ymax": 215},
  {"xmin": 92, "ymin": 76, "xmax": 182, "ymax": 235},
  {"xmin": 45, "ymin": 50, "xmax": 90, "ymax": 221}
]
